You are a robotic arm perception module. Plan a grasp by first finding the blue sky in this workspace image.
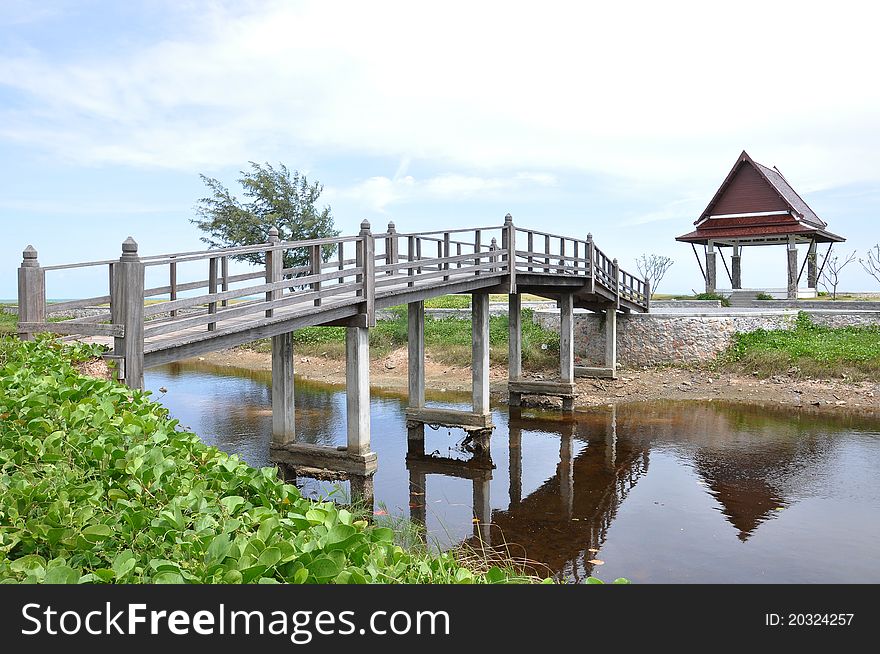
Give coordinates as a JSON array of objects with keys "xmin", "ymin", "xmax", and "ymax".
[{"xmin": 2, "ymin": 0, "xmax": 879, "ymax": 299}]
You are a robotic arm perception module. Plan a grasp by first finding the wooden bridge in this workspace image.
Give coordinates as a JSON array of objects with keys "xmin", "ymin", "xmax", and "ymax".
[{"xmin": 17, "ymin": 215, "xmax": 648, "ymax": 479}]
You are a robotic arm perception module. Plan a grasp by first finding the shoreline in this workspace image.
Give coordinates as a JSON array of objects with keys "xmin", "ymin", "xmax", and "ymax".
[{"xmin": 184, "ymin": 347, "xmax": 880, "ymax": 417}]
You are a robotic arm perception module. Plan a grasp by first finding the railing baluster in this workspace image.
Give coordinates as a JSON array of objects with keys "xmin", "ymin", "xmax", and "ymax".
[
  {"xmin": 544, "ymin": 234, "xmax": 550, "ymax": 272},
  {"xmin": 437, "ymin": 240, "xmax": 442, "ymax": 271},
  {"xmin": 338, "ymin": 241, "xmax": 345, "ymax": 284},
  {"xmin": 221, "ymin": 256, "xmax": 229, "ymax": 307},
  {"xmin": 311, "ymin": 244, "xmax": 322, "ymax": 307},
  {"xmin": 527, "ymin": 231, "xmax": 534, "ymax": 271},
  {"xmin": 416, "ymin": 238, "xmax": 422, "ymax": 275},
  {"xmin": 474, "ymin": 230, "xmax": 482, "ymax": 276},
  {"xmin": 456, "ymin": 242, "xmax": 462, "ymax": 268},
  {"xmin": 408, "ymin": 235, "xmax": 416, "ymax": 287},
  {"xmin": 443, "ymin": 232, "xmax": 450, "ymax": 281},
  {"xmin": 207, "ymin": 256, "xmax": 218, "ymax": 331},
  {"xmin": 559, "ymin": 238, "xmax": 566, "ymax": 274},
  {"xmin": 168, "ymin": 257, "xmax": 177, "ymax": 317},
  {"xmin": 573, "ymin": 241, "xmax": 579, "ymax": 275}
]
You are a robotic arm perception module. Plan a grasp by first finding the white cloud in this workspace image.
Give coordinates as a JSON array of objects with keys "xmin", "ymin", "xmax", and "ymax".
[
  {"xmin": 0, "ymin": 0, "xmax": 879, "ymax": 192},
  {"xmin": 331, "ymin": 171, "xmax": 558, "ymax": 212}
]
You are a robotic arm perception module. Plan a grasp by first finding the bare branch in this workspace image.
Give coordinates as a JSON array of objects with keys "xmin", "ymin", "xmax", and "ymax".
[
  {"xmin": 860, "ymin": 244, "xmax": 880, "ymax": 287},
  {"xmin": 819, "ymin": 250, "xmax": 857, "ymax": 300},
  {"xmin": 635, "ymin": 254, "xmax": 674, "ymax": 296}
]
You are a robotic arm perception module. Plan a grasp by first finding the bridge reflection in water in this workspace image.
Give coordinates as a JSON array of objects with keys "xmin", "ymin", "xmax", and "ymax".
[{"xmin": 402, "ymin": 402, "xmax": 870, "ymax": 581}]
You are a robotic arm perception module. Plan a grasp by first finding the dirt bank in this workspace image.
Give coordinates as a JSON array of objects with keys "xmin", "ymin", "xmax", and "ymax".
[{"xmin": 191, "ymin": 347, "xmax": 880, "ymax": 416}]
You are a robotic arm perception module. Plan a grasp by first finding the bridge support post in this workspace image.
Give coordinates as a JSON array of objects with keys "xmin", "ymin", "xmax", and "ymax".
[
  {"xmin": 407, "ymin": 301, "xmax": 425, "ymax": 409},
  {"xmin": 345, "ymin": 326, "xmax": 371, "ymax": 454},
  {"xmin": 787, "ymin": 236, "xmax": 798, "ymax": 300},
  {"xmin": 508, "ymin": 293, "xmax": 522, "ymax": 407},
  {"xmin": 559, "ymin": 293, "xmax": 575, "ymax": 411},
  {"xmin": 605, "ymin": 308, "xmax": 617, "ymax": 377},
  {"xmin": 271, "ymin": 332, "xmax": 295, "ymax": 445},
  {"xmin": 17, "ymin": 245, "xmax": 45, "ymax": 341},
  {"xmin": 112, "ymin": 237, "xmax": 145, "ymax": 390},
  {"xmin": 472, "ymin": 292, "xmax": 490, "ymax": 416}
]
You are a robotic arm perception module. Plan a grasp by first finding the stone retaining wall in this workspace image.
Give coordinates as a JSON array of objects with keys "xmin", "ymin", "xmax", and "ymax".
[{"xmin": 533, "ymin": 310, "xmax": 880, "ymax": 367}]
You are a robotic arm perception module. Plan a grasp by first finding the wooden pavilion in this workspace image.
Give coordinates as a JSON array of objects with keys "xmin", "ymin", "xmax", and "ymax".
[{"xmin": 676, "ymin": 151, "xmax": 845, "ymax": 299}]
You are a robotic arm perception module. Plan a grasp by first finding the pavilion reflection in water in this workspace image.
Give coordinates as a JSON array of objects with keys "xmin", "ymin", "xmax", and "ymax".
[{"xmin": 406, "ymin": 402, "xmax": 838, "ymax": 579}]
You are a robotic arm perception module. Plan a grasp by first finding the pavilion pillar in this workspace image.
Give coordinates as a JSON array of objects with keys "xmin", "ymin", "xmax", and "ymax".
[
  {"xmin": 807, "ymin": 241, "xmax": 818, "ymax": 289},
  {"xmin": 705, "ymin": 240, "xmax": 716, "ymax": 293},
  {"xmin": 787, "ymin": 236, "xmax": 798, "ymax": 300},
  {"xmin": 731, "ymin": 244, "xmax": 742, "ymax": 290}
]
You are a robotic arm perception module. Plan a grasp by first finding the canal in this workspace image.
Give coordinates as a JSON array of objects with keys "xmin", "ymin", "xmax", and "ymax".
[{"xmin": 146, "ymin": 361, "xmax": 880, "ymax": 584}]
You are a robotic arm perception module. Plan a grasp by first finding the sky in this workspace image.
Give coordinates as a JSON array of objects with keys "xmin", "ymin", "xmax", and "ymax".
[{"xmin": 1, "ymin": 0, "xmax": 879, "ymax": 299}]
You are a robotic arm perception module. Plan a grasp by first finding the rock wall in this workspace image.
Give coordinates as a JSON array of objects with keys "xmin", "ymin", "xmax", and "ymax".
[{"xmin": 532, "ymin": 310, "xmax": 880, "ymax": 368}]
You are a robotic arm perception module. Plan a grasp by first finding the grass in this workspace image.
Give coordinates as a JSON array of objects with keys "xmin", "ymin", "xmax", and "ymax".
[
  {"xmin": 0, "ymin": 307, "xmax": 15, "ymax": 335},
  {"xmin": 247, "ymin": 307, "xmax": 561, "ymax": 370},
  {"xmin": 721, "ymin": 311, "xmax": 880, "ymax": 380}
]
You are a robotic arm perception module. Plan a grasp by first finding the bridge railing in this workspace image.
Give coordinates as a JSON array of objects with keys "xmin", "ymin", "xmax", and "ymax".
[
  {"xmin": 15, "ymin": 216, "xmax": 647, "ymax": 347},
  {"xmin": 513, "ymin": 227, "xmax": 649, "ymax": 309}
]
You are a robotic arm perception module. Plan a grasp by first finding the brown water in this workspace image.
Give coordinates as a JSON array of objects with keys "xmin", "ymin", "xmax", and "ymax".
[{"xmin": 146, "ymin": 362, "xmax": 880, "ymax": 583}]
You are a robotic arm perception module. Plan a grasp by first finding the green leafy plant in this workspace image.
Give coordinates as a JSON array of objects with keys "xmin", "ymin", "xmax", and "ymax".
[
  {"xmin": 0, "ymin": 336, "xmax": 537, "ymax": 584},
  {"xmin": 755, "ymin": 292, "xmax": 774, "ymax": 301},
  {"xmin": 692, "ymin": 292, "xmax": 731, "ymax": 307}
]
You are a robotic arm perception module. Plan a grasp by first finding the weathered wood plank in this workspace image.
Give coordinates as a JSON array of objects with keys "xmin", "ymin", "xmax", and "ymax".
[{"xmin": 18, "ymin": 322, "xmax": 124, "ymax": 337}]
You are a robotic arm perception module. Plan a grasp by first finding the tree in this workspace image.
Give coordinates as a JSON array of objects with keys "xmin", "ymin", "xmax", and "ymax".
[
  {"xmin": 192, "ymin": 162, "xmax": 339, "ymax": 271},
  {"xmin": 860, "ymin": 244, "xmax": 880, "ymax": 287},
  {"xmin": 819, "ymin": 250, "xmax": 856, "ymax": 300},
  {"xmin": 635, "ymin": 254, "xmax": 674, "ymax": 296}
]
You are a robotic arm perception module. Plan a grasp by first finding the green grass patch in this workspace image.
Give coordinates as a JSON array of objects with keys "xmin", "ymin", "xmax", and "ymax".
[
  {"xmin": 0, "ymin": 336, "xmax": 536, "ymax": 584},
  {"xmin": 248, "ymin": 309, "xmax": 560, "ymax": 369},
  {"xmin": 722, "ymin": 312, "xmax": 880, "ymax": 379},
  {"xmin": 0, "ymin": 307, "xmax": 16, "ymax": 335}
]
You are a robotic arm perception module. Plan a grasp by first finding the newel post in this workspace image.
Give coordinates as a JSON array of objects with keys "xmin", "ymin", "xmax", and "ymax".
[
  {"xmin": 644, "ymin": 278, "xmax": 651, "ymax": 312},
  {"xmin": 385, "ymin": 221, "xmax": 398, "ymax": 275},
  {"xmin": 359, "ymin": 220, "xmax": 376, "ymax": 326},
  {"xmin": 502, "ymin": 213, "xmax": 516, "ymax": 293},
  {"xmin": 265, "ymin": 226, "xmax": 281, "ymax": 318},
  {"xmin": 586, "ymin": 233, "xmax": 595, "ymax": 294},
  {"xmin": 112, "ymin": 237, "xmax": 145, "ymax": 390},
  {"xmin": 17, "ymin": 245, "xmax": 46, "ymax": 341}
]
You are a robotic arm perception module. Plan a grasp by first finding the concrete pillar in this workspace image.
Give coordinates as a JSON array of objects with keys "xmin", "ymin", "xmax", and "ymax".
[
  {"xmin": 509, "ymin": 421, "xmax": 522, "ymax": 507},
  {"xmin": 731, "ymin": 244, "xmax": 742, "ymax": 289},
  {"xmin": 407, "ymin": 301, "xmax": 425, "ymax": 408},
  {"xmin": 604, "ymin": 308, "xmax": 617, "ymax": 374},
  {"xmin": 349, "ymin": 474, "xmax": 374, "ymax": 510},
  {"xmin": 787, "ymin": 237, "xmax": 798, "ymax": 300},
  {"xmin": 807, "ymin": 241, "xmax": 818, "ymax": 289},
  {"xmin": 559, "ymin": 293, "xmax": 574, "ymax": 383},
  {"xmin": 508, "ymin": 293, "xmax": 522, "ymax": 381},
  {"xmin": 473, "ymin": 477, "xmax": 491, "ymax": 545},
  {"xmin": 17, "ymin": 245, "xmax": 45, "ymax": 341},
  {"xmin": 345, "ymin": 326, "xmax": 370, "ymax": 454},
  {"xmin": 705, "ymin": 241, "xmax": 716, "ymax": 293},
  {"xmin": 472, "ymin": 293, "xmax": 490, "ymax": 415},
  {"xmin": 271, "ymin": 332, "xmax": 295, "ymax": 445},
  {"xmin": 113, "ymin": 237, "xmax": 145, "ymax": 390},
  {"xmin": 560, "ymin": 428, "xmax": 574, "ymax": 520}
]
